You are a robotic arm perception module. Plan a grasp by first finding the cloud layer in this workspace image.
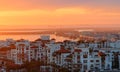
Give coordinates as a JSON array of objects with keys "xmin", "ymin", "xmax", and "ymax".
[{"xmin": 0, "ymin": 0, "xmax": 120, "ymax": 28}]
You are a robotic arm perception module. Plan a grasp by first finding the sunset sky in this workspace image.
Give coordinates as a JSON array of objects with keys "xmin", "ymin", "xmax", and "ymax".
[{"xmin": 0, "ymin": 0, "xmax": 120, "ymax": 29}]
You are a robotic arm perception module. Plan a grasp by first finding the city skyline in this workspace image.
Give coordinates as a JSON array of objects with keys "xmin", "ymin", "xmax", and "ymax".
[{"xmin": 0, "ymin": 1, "xmax": 120, "ymax": 72}]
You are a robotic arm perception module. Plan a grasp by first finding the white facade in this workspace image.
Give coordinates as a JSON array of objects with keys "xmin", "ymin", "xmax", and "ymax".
[
  {"xmin": 41, "ymin": 35, "xmax": 50, "ymax": 40},
  {"xmin": 4, "ymin": 36, "xmax": 120, "ymax": 71}
]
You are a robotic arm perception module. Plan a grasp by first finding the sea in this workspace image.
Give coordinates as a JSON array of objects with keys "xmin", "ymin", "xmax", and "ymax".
[
  {"xmin": 0, "ymin": 29, "xmax": 93, "ymax": 42},
  {"xmin": 0, "ymin": 34, "xmax": 73, "ymax": 42},
  {"xmin": 0, "ymin": 29, "xmax": 72, "ymax": 42}
]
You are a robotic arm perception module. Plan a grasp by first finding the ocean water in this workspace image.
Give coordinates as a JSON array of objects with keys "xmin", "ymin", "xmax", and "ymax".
[
  {"xmin": 0, "ymin": 29, "xmax": 82, "ymax": 42},
  {"xmin": 0, "ymin": 34, "xmax": 72, "ymax": 42}
]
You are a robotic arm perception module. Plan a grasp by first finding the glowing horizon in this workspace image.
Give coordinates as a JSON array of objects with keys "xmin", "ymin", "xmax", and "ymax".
[{"xmin": 0, "ymin": 0, "xmax": 120, "ymax": 29}]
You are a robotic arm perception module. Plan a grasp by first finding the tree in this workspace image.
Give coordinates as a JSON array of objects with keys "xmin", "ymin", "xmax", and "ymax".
[{"xmin": 23, "ymin": 60, "xmax": 41, "ymax": 72}]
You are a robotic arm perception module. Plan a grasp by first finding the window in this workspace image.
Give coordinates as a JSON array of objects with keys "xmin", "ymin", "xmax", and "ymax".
[
  {"xmin": 38, "ymin": 54, "xmax": 40, "ymax": 56},
  {"xmin": 84, "ymin": 52, "xmax": 88, "ymax": 55},
  {"xmin": 83, "ymin": 54, "xmax": 88, "ymax": 58},
  {"xmin": 90, "ymin": 64, "xmax": 94, "ymax": 69},
  {"xmin": 78, "ymin": 52, "xmax": 80, "ymax": 54},
  {"xmin": 96, "ymin": 60, "xmax": 99, "ymax": 62},
  {"xmin": 77, "ymin": 56, "xmax": 80, "ymax": 59},
  {"xmin": 84, "ymin": 65, "xmax": 87, "ymax": 70},
  {"xmin": 26, "ymin": 48, "xmax": 29, "ymax": 50},
  {"xmin": 91, "ymin": 64, "xmax": 94, "ymax": 67},
  {"xmin": 95, "ymin": 55, "xmax": 98, "ymax": 57},
  {"xmin": 48, "ymin": 50, "xmax": 50, "ymax": 53},
  {"xmin": 74, "ymin": 65, "xmax": 78, "ymax": 68},
  {"xmin": 96, "ymin": 64, "xmax": 100, "ymax": 66},
  {"xmin": 83, "ymin": 60, "xmax": 87, "ymax": 63},
  {"xmin": 90, "ymin": 60, "xmax": 94, "ymax": 62},
  {"xmin": 78, "ymin": 61, "xmax": 80, "ymax": 63},
  {"xmin": 53, "ymin": 58, "xmax": 55, "ymax": 61}
]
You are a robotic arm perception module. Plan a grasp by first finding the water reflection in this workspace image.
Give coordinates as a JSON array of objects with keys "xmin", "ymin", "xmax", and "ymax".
[{"xmin": 0, "ymin": 34, "xmax": 72, "ymax": 42}]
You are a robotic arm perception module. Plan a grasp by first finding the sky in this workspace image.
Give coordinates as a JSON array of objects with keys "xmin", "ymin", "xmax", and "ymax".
[{"xmin": 0, "ymin": 0, "xmax": 120, "ymax": 29}]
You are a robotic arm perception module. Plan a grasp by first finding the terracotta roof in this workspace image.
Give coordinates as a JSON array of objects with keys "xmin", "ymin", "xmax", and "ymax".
[
  {"xmin": 51, "ymin": 38, "xmax": 56, "ymax": 40},
  {"xmin": 74, "ymin": 49, "xmax": 82, "ymax": 52},
  {"xmin": 16, "ymin": 39, "xmax": 25, "ymax": 42},
  {"xmin": 17, "ymin": 53, "xmax": 26, "ymax": 58},
  {"xmin": 31, "ymin": 46, "xmax": 38, "ymax": 49},
  {"xmin": 41, "ymin": 43, "xmax": 45, "ymax": 47},
  {"xmin": 19, "ymin": 44, "xmax": 25, "ymax": 46},
  {"xmin": 31, "ymin": 41, "xmax": 37, "ymax": 43},
  {"xmin": 98, "ymin": 52, "xmax": 106, "ymax": 56},
  {"xmin": 0, "ymin": 58, "xmax": 14, "ymax": 62},
  {"xmin": 9, "ymin": 44, "xmax": 16, "ymax": 49},
  {"xmin": 35, "ymin": 38, "xmax": 42, "ymax": 41},
  {"xmin": 63, "ymin": 40, "xmax": 71, "ymax": 42},
  {"xmin": 55, "ymin": 46, "xmax": 70, "ymax": 54},
  {"xmin": 0, "ymin": 47, "xmax": 10, "ymax": 52},
  {"xmin": 55, "ymin": 42, "xmax": 63, "ymax": 44},
  {"xmin": 41, "ymin": 40, "xmax": 50, "ymax": 43},
  {"xmin": 0, "ymin": 51, "xmax": 7, "ymax": 55}
]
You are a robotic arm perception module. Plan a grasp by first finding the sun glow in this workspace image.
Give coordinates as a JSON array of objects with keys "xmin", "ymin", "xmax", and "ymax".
[
  {"xmin": 55, "ymin": 8, "xmax": 88, "ymax": 15},
  {"xmin": 0, "ymin": 10, "xmax": 49, "ymax": 16},
  {"xmin": 0, "ymin": 0, "xmax": 119, "ymax": 29}
]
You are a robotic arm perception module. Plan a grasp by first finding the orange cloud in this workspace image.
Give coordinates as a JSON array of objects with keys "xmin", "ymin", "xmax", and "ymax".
[
  {"xmin": 0, "ymin": 0, "xmax": 120, "ymax": 29},
  {"xmin": 0, "ymin": 7, "xmax": 120, "ymax": 26}
]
